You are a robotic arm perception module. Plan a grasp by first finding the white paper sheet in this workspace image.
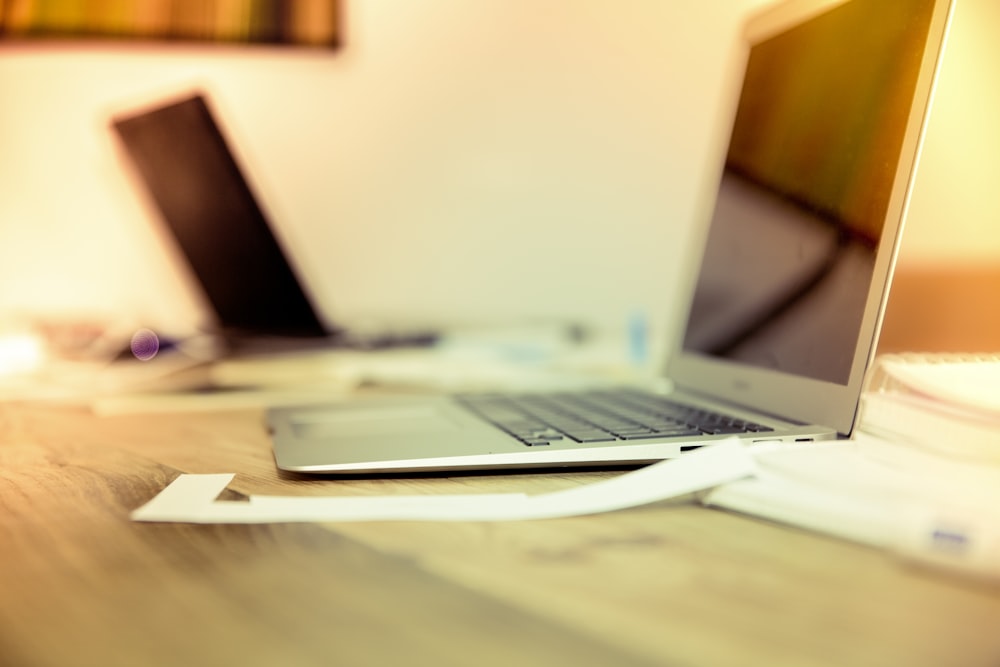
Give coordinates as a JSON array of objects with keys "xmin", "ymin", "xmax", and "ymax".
[
  {"xmin": 129, "ymin": 438, "xmax": 1000, "ymax": 581},
  {"xmin": 131, "ymin": 439, "xmax": 755, "ymax": 524}
]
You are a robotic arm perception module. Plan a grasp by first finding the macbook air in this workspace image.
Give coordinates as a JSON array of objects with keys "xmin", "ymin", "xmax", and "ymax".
[{"xmin": 268, "ymin": 0, "xmax": 953, "ymax": 473}]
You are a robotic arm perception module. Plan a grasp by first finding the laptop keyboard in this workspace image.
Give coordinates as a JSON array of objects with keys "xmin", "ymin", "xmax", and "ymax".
[{"xmin": 457, "ymin": 389, "xmax": 773, "ymax": 447}]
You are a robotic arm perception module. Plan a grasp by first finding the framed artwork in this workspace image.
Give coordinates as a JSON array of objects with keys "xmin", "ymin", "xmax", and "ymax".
[{"xmin": 0, "ymin": 0, "xmax": 340, "ymax": 48}]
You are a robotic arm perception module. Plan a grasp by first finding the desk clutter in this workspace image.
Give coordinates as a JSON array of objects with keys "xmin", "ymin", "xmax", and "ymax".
[
  {"xmin": 131, "ymin": 440, "xmax": 754, "ymax": 524},
  {"xmin": 120, "ymin": 350, "xmax": 1000, "ymax": 584},
  {"xmin": 0, "ymin": 318, "xmax": 651, "ymax": 414},
  {"xmin": 3, "ymin": 310, "xmax": 999, "ymax": 582},
  {"xmin": 706, "ymin": 353, "xmax": 1000, "ymax": 582},
  {"xmin": 858, "ymin": 353, "xmax": 1000, "ymax": 466}
]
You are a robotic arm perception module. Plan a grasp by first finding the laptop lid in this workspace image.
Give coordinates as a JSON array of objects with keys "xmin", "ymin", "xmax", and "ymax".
[
  {"xmin": 111, "ymin": 93, "xmax": 332, "ymax": 340},
  {"xmin": 667, "ymin": 0, "xmax": 953, "ymax": 436}
]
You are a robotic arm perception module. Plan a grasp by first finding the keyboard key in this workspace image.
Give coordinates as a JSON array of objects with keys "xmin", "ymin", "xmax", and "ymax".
[
  {"xmin": 619, "ymin": 432, "xmax": 679, "ymax": 440},
  {"xmin": 565, "ymin": 432, "xmax": 618, "ymax": 443}
]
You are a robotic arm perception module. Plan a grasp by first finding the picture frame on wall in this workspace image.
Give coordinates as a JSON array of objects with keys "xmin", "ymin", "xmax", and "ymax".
[{"xmin": 0, "ymin": 0, "xmax": 340, "ymax": 49}]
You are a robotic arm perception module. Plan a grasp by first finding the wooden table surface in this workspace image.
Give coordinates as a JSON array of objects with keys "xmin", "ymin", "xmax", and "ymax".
[{"xmin": 2, "ymin": 400, "xmax": 1000, "ymax": 667}]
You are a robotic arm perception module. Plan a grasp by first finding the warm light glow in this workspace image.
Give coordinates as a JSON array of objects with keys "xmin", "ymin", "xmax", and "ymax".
[{"xmin": 0, "ymin": 334, "xmax": 45, "ymax": 377}]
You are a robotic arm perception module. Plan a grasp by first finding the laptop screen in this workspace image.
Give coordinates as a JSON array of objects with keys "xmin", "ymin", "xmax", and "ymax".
[
  {"xmin": 669, "ymin": 0, "xmax": 951, "ymax": 435},
  {"xmin": 112, "ymin": 94, "xmax": 330, "ymax": 340},
  {"xmin": 681, "ymin": 0, "xmax": 939, "ymax": 386}
]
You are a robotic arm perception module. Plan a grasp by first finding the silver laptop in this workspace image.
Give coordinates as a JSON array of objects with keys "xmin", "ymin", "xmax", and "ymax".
[{"xmin": 268, "ymin": 0, "xmax": 953, "ymax": 474}]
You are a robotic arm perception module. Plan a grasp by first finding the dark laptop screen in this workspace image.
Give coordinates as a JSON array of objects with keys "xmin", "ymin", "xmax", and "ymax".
[
  {"xmin": 681, "ymin": 0, "xmax": 936, "ymax": 385},
  {"xmin": 112, "ymin": 93, "xmax": 328, "ymax": 339}
]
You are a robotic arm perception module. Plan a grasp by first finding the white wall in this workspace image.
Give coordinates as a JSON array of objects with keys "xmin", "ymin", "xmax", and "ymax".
[
  {"xmin": 1, "ymin": 0, "xmax": 997, "ymax": 343},
  {"xmin": 900, "ymin": 0, "xmax": 1000, "ymax": 267}
]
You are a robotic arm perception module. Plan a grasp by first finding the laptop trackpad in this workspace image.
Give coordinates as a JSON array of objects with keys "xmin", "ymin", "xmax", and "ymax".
[{"xmin": 290, "ymin": 405, "xmax": 462, "ymax": 439}]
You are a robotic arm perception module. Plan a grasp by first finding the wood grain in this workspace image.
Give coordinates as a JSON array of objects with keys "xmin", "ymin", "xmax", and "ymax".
[
  {"xmin": 2, "ymin": 404, "xmax": 1000, "ymax": 667},
  {"xmin": 0, "ymin": 405, "xmax": 652, "ymax": 667}
]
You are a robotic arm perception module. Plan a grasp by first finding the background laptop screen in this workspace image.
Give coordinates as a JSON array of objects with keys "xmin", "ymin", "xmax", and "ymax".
[
  {"xmin": 112, "ymin": 94, "xmax": 329, "ymax": 340},
  {"xmin": 681, "ymin": 0, "xmax": 936, "ymax": 386}
]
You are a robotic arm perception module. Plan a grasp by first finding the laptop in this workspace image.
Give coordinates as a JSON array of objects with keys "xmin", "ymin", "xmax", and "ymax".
[
  {"xmin": 268, "ymin": 0, "xmax": 952, "ymax": 474},
  {"xmin": 111, "ymin": 93, "xmax": 437, "ymax": 354}
]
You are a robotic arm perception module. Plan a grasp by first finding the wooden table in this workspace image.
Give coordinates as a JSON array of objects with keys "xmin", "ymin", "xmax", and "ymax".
[{"xmin": 2, "ymin": 400, "xmax": 999, "ymax": 667}]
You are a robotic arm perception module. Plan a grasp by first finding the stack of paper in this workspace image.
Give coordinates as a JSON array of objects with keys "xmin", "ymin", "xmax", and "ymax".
[
  {"xmin": 856, "ymin": 353, "xmax": 1000, "ymax": 466},
  {"xmin": 704, "ymin": 353, "xmax": 1000, "ymax": 581}
]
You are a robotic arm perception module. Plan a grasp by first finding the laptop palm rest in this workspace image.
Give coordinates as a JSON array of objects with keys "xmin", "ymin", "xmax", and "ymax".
[{"xmin": 291, "ymin": 405, "xmax": 463, "ymax": 439}]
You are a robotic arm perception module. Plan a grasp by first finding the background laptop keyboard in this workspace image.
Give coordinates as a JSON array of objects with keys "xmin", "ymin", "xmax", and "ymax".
[{"xmin": 457, "ymin": 389, "xmax": 773, "ymax": 447}]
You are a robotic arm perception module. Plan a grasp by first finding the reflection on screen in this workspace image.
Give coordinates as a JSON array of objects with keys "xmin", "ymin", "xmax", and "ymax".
[{"xmin": 682, "ymin": 0, "xmax": 935, "ymax": 385}]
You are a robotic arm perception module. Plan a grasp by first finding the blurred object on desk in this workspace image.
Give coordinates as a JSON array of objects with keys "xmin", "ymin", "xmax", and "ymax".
[
  {"xmin": 857, "ymin": 352, "xmax": 1000, "ymax": 467},
  {"xmin": 94, "ymin": 323, "xmax": 655, "ymax": 415},
  {"xmin": 0, "ymin": 313, "xmax": 121, "ymax": 401},
  {"xmin": 0, "ymin": 327, "xmax": 44, "ymax": 379},
  {"xmin": 212, "ymin": 323, "xmax": 651, "ymax": 393},
  {"xmin": 0, "ymin": 311, "xmax": 215, "ymax": 404}
]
